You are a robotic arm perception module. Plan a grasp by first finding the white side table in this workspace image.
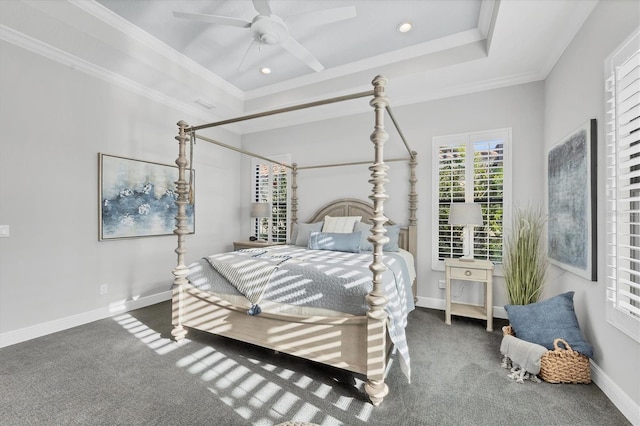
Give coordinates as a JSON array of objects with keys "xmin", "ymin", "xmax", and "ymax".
[{"xmin": 445, "ymin": 258, "xmax": 494, "ymax": 331}]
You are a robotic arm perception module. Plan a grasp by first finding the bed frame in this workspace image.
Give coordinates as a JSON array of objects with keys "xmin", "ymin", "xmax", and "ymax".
[
  {"xmin": 170, "ymin": 76, "xmax": 417, "ymax": 406},
  {"xmin": 302, "ymin": 197, "xmax": 417, "ymax": 299}
]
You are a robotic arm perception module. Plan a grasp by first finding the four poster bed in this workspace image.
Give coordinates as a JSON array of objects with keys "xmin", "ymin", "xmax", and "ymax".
[{"xmin": 171, "ymin": 75, "xmax": 418, "ymax": 406}]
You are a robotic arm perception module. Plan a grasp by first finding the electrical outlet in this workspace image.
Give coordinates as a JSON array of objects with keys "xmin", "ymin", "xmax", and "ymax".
[
  {"xmin": 0, "ymin": 225, "xmax": 9, "ymax": 238},
  {"xmin": 100, "ymin": 284, "xmax": 108, "ymax": 295},
  {"xmin": 438, "ymin": 279, "xmax": 445, "ymax": 289}
]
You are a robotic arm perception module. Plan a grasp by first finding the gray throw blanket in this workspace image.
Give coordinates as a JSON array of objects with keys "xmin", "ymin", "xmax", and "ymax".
[
  {"xmin": 188, "ymin": 245, "xmax": 415, "ymax": 382},
  {"xmin": 500, "ymin": 334, "xmax": 548, "ymax": 383},
  {"xmin": 206, "ymin": 250, "xmax": 290, "ymax": 306}
]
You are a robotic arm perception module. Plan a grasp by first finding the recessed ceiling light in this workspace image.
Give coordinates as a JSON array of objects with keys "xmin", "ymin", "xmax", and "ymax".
[
  {"xmin": 260, "ymin": 67, "xmax": 272, "ymax": 74},
  {"xmin": 397, "ymin": 22, "xmax": 412, "ymax": 33}
]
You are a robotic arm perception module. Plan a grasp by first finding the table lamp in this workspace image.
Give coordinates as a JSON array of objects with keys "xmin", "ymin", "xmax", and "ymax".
[
  {"xmin": 250, "ymin": 202, "xmax": 271, "ymax": 241},
  {"xmin": 448, "ymin": 203, "xmax": 483, "ymax": 261}
]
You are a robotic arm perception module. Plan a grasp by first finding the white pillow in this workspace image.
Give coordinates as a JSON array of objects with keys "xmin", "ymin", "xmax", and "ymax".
[{"xmin": 321, "ymin": 215, "xmax": 362, "ymax": 233}]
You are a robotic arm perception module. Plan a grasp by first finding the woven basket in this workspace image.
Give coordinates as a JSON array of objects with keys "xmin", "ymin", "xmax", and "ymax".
[{"xmin": 502, "ymin": 325, "xmax": 591, "ymax": 384}]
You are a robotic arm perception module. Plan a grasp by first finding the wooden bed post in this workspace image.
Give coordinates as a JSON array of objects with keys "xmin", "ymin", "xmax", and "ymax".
[
  {"xmin": 365, "ymin": 75, "xmax": 390, "ymax": 406},
  {"xmin": 171, "ymin": 120, "xmax": 190, "ymax": 342},
  {"xmin": 409, "ymin": 151, "xmax": 418, "ymax": 300},
  {"xmin": 290, "ymin": 163, "xmax": 298, "ymax": 240}
]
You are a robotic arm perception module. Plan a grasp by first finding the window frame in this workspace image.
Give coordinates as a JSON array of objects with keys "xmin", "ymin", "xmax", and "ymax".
[
  {"xmin": 605, "ymin": 28, "xmax": 640, "ymax": 342},
  {"xmin": 251, "ymin": 154, "xmax": 290, "ymax": 243},
  {"xmin": 431, "ymin": 128, "xmax": 512, "ymax": 272}
]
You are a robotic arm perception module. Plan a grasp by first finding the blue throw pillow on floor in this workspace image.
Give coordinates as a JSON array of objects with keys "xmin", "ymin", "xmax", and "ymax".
[{"xmin": 505, "ymin": 291, "xmax": 593, "ymax": 358}]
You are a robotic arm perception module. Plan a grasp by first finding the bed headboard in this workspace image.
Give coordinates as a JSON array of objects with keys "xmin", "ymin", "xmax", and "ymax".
[
  {"xmin": 307, "ymin": 198, "xmax": 384, "ymax": 224},
  {"xmin": 305, "ymin": 198, "xmax": 414, "ymax": 256}
]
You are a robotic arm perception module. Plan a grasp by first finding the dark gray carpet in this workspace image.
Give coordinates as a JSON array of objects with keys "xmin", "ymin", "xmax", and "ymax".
[{"xmin": 0, "ymin": 302, "xmax": 630, "ymax": 425}]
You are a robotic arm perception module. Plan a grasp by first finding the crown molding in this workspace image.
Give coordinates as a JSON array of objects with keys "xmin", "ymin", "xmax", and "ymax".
[
  {"xmin": 478, "ymin": 0, "xmax": 497, "ymax": 39},
  {"xmin": 245, "ymin": 28, "xmax": 487, "ymax": 101},
  {"xmin": 0, "ymin": 21, "xmax": 546, "ymax": 136},
  {"xmin": 70, "ymin": 0, "xmax": 245, "ymax": 101},
  {"xmin": 239, "ymin": 69, "xmax": 545, "ymax": 134},
  {"xmin": 393, "ymin": 69, "xmax": 545, "ymax": 109},
  {"xmin": 0, "ymin": 24, "xmax": 217, "ymax": 124}
]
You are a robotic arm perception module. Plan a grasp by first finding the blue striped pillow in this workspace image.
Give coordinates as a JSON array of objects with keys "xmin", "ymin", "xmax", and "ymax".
[{"xmin": 308, "ymin": 231, "xmax": 362, "ymax": 253}]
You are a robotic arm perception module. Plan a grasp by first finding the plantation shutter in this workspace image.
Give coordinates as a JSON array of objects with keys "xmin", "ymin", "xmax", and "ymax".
[
  {"xmin": 472, "ymin": 138, "xmax": 505, "ymax": 262},
  {"xmin": 433, "ymin": 129, "xmax": 510, "ymax": 269},
  {"xmin": 252, "ymin": 161, "xmax": 270, "ymax": 240},
  {"xmin": 436, "ymin": 139, "xmax": 466, "ymax": 259},
  {"xmin": 605, "ymin": 29, "xmax": 640, "ymax": 342},
  {"xmin": 271, "ymin": 162, "xmax": 288, "ymax": 243},
  {"xmin": 251, "ymin": 155, "xmax": 289, "ymax": 243}
]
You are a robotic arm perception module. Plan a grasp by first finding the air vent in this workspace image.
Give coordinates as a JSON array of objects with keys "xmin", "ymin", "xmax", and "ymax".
[{"xmin": 194, "ymin": 99, "xmax": 215, "ymax": 109}]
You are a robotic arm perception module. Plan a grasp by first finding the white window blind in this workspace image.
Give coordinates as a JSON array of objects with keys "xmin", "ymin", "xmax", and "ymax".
[
  {"xmin": 251, "ymin": 155, "xmax": 290, "ymax": 243},
  {"xmin": 605, "ymin": 28, "xmax": 640, "ymax": 342},
  {"xmin": 432, "ymin": 129, "xmax": 511, "ymax": 269}
]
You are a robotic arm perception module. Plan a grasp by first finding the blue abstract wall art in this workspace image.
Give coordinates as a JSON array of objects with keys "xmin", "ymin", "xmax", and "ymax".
[
  {"xmin": 547, "ymin": 119, "xmax": 596, "ymax": 281},
  {"xmin": 99, "ymin": 154, "xmax": 194, "ymax": 240}
]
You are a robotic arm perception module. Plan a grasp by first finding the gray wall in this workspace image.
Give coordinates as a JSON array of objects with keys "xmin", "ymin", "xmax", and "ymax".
[
  {"xmin": 0, "ymin": 0, "xmax": 637, "ymax": 420},
  {"xmin": 543, "ymin": 0, "xmax": 640, "ymax": 412},
  {"xmin": 0, "ymin": 41, "xmax": 243, "ymax": 338},
  {"xmin": 241, "ymin": 2, "xmax": 640, "ymax": 414},
  {"xmin": 243, "ymin": 81, "xmax": 546, "ymax": 313}
]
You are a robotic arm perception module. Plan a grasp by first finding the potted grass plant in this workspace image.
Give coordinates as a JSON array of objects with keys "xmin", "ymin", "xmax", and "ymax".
[{"xmin": 503, "ymin": 205, "xmax": 548, "ymax": 305}]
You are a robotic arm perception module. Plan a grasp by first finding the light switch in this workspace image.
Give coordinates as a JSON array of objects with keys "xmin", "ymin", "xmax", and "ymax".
[{"xmin": 0, "ymin": 225, "xmax": 10, "ymax": 238}]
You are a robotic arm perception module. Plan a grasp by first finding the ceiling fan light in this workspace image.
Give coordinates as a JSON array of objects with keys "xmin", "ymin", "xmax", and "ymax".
[
  {"xmin": 251, "ymin": 14, "xmax": 287, "ymax": 45},
  {"xmin": 260, "ymin": 33, "xmax": 279, "ymax": 44},
  {"xmin": 398, "ymin": 22, "xmax": 412, "ymax": 33}
]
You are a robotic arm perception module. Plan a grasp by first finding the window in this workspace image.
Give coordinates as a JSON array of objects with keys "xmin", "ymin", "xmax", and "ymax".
[
  {"xmin": 605, "ymin": 29, "xmax": 640, "ymax": 342},
  {"xmin": 251, "ymin": 155, "xmax": 290, "ymax": 243},
  {"xmin": 432, "ymin": 129, "xmax": 511, "ymax": 270}
]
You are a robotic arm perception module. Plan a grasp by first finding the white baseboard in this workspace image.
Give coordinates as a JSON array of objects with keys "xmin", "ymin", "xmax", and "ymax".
[
  {"xmin": 3, "ymin": 292, "xmax": 638, "ymax": 425},
  {"xmin": 0, "ymin": 291, "xmax": 171, "ymax": 348},
  {"xmin": 415, "ymin": 295, "xmax": 445, "ymax": 311},
  {"xmin": 415, "ymin": 296, "xmax": 639, "ymax": 425},
  {"xmin": 590, "ymin": 360, "xmax": 640, "ymax": 425}
]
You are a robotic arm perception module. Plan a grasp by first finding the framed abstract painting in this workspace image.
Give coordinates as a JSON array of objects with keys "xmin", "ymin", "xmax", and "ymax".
[
  {"xmin": 99, "ymin": 153, "xmax": 194, "ymax": 240},
  {"xmin": 547, "ymin": 119, "xmax": 597, "ymax": 281}
]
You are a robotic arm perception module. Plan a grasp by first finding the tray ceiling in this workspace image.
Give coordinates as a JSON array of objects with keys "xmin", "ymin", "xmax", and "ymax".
[{"xmin": 0, "ymin": 0, "xmax": 598, "ymax": 132}]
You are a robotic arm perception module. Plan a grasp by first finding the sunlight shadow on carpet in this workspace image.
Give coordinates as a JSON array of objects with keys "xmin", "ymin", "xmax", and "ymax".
[{"xmin": 113, "ymin": 312, "xmax": 373, "ymax": 425}]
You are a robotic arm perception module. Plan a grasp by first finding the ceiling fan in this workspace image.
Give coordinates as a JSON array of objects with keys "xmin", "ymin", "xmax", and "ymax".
[{"xmin": 173, "ymin": 0, "xmax": 356, "ymax": 72}]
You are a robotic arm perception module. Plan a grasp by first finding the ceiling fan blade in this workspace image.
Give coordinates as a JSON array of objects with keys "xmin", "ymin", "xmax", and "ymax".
[
  {"xmin": 237, "ymin": 40, "xmax": 261, "ymax": 72},
  {"xmin": 252, "ymin": 0, "xmax": 272, "ymax": 16},
  {"xmin": 286, "ymin": 6, "xmax": 356, "ymax": 28},
  {"xmin": 280, "ymin": 37, "xmax": 324, "ymax": 72},
  {"xmin": 173, "ymin": 11, "xmax": 251, "ymax": 28}
]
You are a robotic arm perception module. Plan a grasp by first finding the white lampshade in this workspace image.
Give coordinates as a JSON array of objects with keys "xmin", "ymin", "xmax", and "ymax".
[
  {"xmin": 449, "ymin": 203, "xmax": 483, "ymax": 260},
  {"xmin": 250, "ymin": 202, "xmax": 271, "ymax": 218},
  {"xmin": 448, "ymin": 203, "xmax": 483, "ymax": 226}
]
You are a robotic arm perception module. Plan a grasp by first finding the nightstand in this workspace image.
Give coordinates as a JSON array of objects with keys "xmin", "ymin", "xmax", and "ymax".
[
  {"xmin": 445, "ymin": 258, "xmax": 494, "ymax": 331},
  {"xmin": 233, "ymin": 240, "xmax": 285, "ymax": 250}
]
